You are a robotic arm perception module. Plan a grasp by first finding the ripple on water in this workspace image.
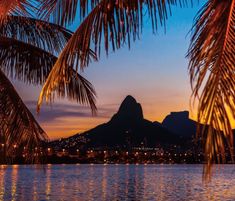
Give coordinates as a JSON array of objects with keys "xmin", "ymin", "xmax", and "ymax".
[{"xmin": 0, "ymin": 164, "xmax": 235, "ymax": 201}]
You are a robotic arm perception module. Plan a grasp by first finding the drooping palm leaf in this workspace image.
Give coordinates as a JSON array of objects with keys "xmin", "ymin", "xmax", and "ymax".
[
  {"xmin": 187, "ymin": 0, "xmax": 235, "ymax": 179},
  {"xmin": 0, "ymin": 16, "xmax": 72, "ymax": 54},
  {"xmin": 0, "ymin": 36, "xmax": 97, "ymax": 113},
  {"xmin": 0, "ymin": 0, "xmax": 35, "ymax": 20},
  {"xmin": 0, "ymin": 68, "xmax": 47, "ymax": 162},
  {"xmin": 48, "ymin": 68, "xmax": 97, "ymax": 114},
  {"xmin": 39, "ymin": 0, "xmax": 191, "ymax": 27},
  {"xmin": 0, "ymin": 36, "xmax": 55, "ymax": 85},
  {"xmin": 38, "ymin": 0, "xmax": 191, "ymax": 109}
]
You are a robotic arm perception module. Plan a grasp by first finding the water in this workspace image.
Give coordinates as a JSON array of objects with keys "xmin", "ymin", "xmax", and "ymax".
[{"xmin": 0, "ymin": 164, "xmax": 235, "ymax": 201}]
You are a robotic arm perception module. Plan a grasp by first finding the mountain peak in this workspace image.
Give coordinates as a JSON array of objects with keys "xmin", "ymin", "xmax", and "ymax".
[
  {"xmin": 123, "ymin": 95, "xmax": 136, "ymax": 102},
  {"xmin": 111, "ymin": 95, "xmax": 143, "ymax": 123},
  {"xmin": 162, "ymin": 111, "xmax": 196, "ymax": 137},
  {"xmin": 119, "ymin": 95, "xmax": 138, "ymax": 109},
  {"xmin": 170, "ymin": 111, "xmax": 189, "ymax": 119}
]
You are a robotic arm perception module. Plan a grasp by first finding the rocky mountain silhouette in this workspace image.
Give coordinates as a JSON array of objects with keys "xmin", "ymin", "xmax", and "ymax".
[
  {"xmin": 110, "ymin": 95, "xmax": 143, "ymax": 124},
  {"xmin": 162, "ymin": 111, "xmax": 197, "ymax": 139},
  {"xmin": 162, "ymin": 111, "xmax": 235, "ymax": 141},
  {"xmin": 68, "ymin": 95, "xmax": 184, "ymax": 149},
  {"xmin": 50, "ymin": 95, "xmax": 235, "ymax": 151}
]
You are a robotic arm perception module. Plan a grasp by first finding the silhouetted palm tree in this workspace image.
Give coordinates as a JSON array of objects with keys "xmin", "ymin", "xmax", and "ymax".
[
  {"xmin": 0, "ymin": 1, "xmax": 96, "ymax": 162},
  {"xmin": 37, "ymin": 0, "xmax": 235, "ymax": 177}
]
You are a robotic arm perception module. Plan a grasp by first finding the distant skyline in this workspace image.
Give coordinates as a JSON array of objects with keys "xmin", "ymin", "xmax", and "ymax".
[{"xmin": 13, "ymin": 3, "xmax": 235, "ymax": 139}]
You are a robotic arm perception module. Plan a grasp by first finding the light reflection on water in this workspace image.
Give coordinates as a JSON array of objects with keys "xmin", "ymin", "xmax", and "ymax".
[{"xmin": 0, "ymin": 164, "xmax": 235, "ymax": 201}]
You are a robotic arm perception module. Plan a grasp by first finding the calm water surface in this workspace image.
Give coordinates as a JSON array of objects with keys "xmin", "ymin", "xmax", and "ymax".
[{"xmin": 0, "ymin": 164, "xmax": 235, "ymax": 201}]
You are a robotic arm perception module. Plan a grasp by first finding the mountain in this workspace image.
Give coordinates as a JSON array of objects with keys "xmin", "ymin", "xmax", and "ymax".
[
  {"xmin": 162, "ymin": 111, "xmax": 197, "ymax": 138},
  {"xmin": 50, "ymin": 96, "xmax": 235, "ymax": 152},
  {"xmin": 65, "ymin": 95, "xmax": 184, "ymax": 150},
  {"xmin": 110, "ymin": 95, "xmax": 143, "ymax": 124},
  {"xmin": 162, "ymin": 111, "xmax": 235, "ymax": 142}
]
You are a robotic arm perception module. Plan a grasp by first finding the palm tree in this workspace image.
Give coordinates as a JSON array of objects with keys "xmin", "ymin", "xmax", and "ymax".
[
  {"xmin": 36, "ymin": 0, "xmax": 235, "ymax": 178},
  {"xmin": 0, "ymin": 1, "xmax": 96, "ymax": 163}
]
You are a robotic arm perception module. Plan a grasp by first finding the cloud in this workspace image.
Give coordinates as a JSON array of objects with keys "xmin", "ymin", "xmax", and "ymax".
[{"xmin": 25, "ymin": 101, "xmax": 118, "ymax": 123}]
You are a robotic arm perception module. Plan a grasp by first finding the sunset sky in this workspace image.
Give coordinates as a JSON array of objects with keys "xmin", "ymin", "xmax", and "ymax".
[{"xmin": 14, "ymin": 2, "xmax": 233, "ymax": 140}]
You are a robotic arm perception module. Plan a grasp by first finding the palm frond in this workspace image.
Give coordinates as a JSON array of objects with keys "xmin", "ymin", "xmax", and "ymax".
[
  {"xmin": 0, "ymin": 36, "xmax": 97, "ymax": 113},
  {"xmin": 187, "ymin": 0, "xmax": 235, "ymax": 179},
  {"xmin": 0, "ymin": 36, "xmax": 56, "ymax": 85},
  {"xmin": 37, "ymin": 67, "xmax": 97, "ymax": 114},
  {"xmin": 38, "ymin": 0, "xmax": 193, "ymax": 108},
  {"xmin": 39, "ymin": 0, "xmax": 190, "ymax": 27},
  {"xmin": 0, "ymin": 16, "xmax": 72, "ymax": 54},
  {"xmin": 0, "ymin": 0, "xmax": 35, "ymax": 20},
  {"xmin": 0, "ymin": 68, "xmax": 48, "ymax": 162},
  {"xmin": 39, "ymin": 0, "xmax": 185, "ymax": 107}
]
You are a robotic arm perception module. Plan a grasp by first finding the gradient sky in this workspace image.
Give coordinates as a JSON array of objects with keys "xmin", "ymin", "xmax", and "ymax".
[{"xmin": 14, "ymin": 2, "xmax": 234, "ymax": 139}]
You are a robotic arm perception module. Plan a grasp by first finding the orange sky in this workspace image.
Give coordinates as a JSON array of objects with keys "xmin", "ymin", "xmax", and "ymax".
[{"xmin": 17, "ymin": 84, "xmax": 199, "ymax": 139}]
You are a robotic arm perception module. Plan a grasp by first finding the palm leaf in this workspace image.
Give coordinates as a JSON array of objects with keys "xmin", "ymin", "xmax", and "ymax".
[
  {"xmin": 38, "ymin": 68, "xmax": 97, "ymax": 114},
  {"xmin": 0, "ymin": 36, "xmax": 97, "ymax": 113},
  {"xmin": 0, "ymin": 0, "xmax": 35, "ymax": 20},
  {"xmin": 39, "ymin": 0, "xmax": 191, "ymax": 26},
  {"xmin": 0, "ymin": 36, "xmax": 56, "ymax": 85},
  {"xmin": 38, "ymin": 0, "xmax": 189, "ymax": 108},
  {"xmin": 0, "ymin": 68, "xmax": 47, "ymax": 162},
  {"xmin": 0, "ymin": 15, "xmax": 72, "ymax": 54},
  {"xmin": 187, "ymin": 0, "xmax": 235, "ymax": 179}
]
